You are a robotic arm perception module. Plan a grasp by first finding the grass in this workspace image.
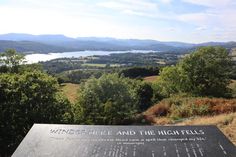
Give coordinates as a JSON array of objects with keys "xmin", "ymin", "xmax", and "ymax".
[
  {"xmin": 60, "ymin": 83, "xmax": 80, "ymax": 103},
  {"xmin": 143, "ymin": 96, "xmax": 236, "ymax": 145},
  {"xmin": 143, "ymin": 75, "xmax": 159, "ymax": 83},
  {"xmin": 82, "ymin": 63, "xmax": 107, "ymax": 67},
  {"xmin": 144, "ymin": 97, "xmax": 236, "ymax": 123},
  {"xmin": 156, "ymin": 61, "xmax": 166, "ymax": 65},
  {"xmin": 175, "ymin": 113, "xmax": 236, "ymax": 146},
  {"xmin": 82, "ymin": 63, "xmax": 121, "ymax": 67},
  {"xmin": 110, "ymin": 64, "xmax": 122, "ymax": 67}
]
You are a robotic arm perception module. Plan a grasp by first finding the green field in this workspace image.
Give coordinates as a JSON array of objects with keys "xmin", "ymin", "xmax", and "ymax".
[
  {"xmin": 82, "ymin": 63, "xmax": 121, "ymax": 67},
  {"xmin": 82, "ymin": 63, "xmax": 106, "ymax": 67},
  {"xmin": 143, "ymin": 75, "xmax": 159, "ymax": 83},
  {"xmin": 60, "ymin": 83, "xmax": 80, "ymax": 103}
]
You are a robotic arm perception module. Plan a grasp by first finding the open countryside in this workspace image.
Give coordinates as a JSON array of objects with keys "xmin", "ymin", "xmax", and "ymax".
[{"xmin": 1, "ymin": 0, "xmax": 236, "ymax": 156}]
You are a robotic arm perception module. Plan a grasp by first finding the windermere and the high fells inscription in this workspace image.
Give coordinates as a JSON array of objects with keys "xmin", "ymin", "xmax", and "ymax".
[{"xmin": 12, "ymin": 124, "xmax": 236, "ymax": 157}]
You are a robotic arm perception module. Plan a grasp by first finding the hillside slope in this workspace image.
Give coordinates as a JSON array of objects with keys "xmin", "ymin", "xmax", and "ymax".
[
  {"xmin": 175, "ymin": 113, "xmax": 236, "ymax": 145},
  {"xmin": 0, "ymin": 40, "xmax": 74, "ymax": 53},
  {"xmin": 143, "ymin": 97, "xmax": 236, "ymax": 145}
]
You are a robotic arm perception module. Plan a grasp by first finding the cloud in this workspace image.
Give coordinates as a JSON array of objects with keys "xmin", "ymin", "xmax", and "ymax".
[
  {"xmin": 0, "ymin": 1, "xmax": 161, "ymax": 40},
  {"xmin": 167, "ymin": 27, "xmax": 176, "ymax": 32},
  {"xmin": 97, "ymin": 0, "xmax": 158, "ymax": 12},
  {"xmin": 176, "ymin": 0, "xmax": 236, "ymax": 29},
  {"xmin": 182, "ymin": 0, "xmax": 232, "ymax": 8},
  {"xmin": 0, "ymin": 0, "xmax": 235, "ymax": 42},
  {"xmin": 122, "ymin": 10, "xmax": 154, "ymax": 17},
  {"xmin": 176, "ymin": 12, "xmax": 217, "ymax": 26},
  {"xmin": 177, "ymin": 6, "xmax": 236, "ymax": 41},
  {"xmin": 98, "ymin": 0, "xmax": 178, "ymax": 20},
  {"xmin": 159, "ymin": 0, "xmax": 172, "ymax": 4},
  {"xmin": 195, "ymin": 26, "xmax": 207, "ymax": 31}
]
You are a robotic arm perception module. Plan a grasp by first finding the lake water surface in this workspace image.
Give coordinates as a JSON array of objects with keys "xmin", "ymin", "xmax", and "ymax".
[{"xmin": 25, "ymin": 50, "xmax": 155, "ymax": 63}]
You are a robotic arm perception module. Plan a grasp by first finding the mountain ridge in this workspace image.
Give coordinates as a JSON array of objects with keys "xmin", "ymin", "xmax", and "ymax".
[{"xmin": 0, "ymin": 33, "xmax": 235, "ymax": 53}]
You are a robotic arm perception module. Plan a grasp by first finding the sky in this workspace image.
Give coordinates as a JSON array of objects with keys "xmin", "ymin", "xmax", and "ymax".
[{"xmin": 0, "ymin": 0, "xmax": 236, "ymax": 43}]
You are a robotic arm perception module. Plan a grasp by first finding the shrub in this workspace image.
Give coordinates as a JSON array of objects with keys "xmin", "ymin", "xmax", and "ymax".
[
  {"xmin": 231, "ymin": 81, "xmax": 236, "ymax": 98},
  {"xmin": 151, "ymin": 82, "xmax": 166, "ymax": 103},
  {"xmin": 145, "ymin": 102, "xmax": 170, "ymax": 117},
  {"xmin": 143, "ymin": 96, "xmax": 236, "ymax": 123},
  {"xmin": 0, "ymin": 71, "xmax": 73, "ymax": 156},
  {"xmin": 119, "ymin": 66, "xmax": 159, "ymax": 78},
  {"xmin": 134, "ymin": 82, "xmax": 153, "ymax": 111},
  {"xmin": 194, "ymin": 98, "xmax": 236, "ymax": 114},
  {"xmin": 169, "ymin": 103, "xmax": 210, "ymax": 119},
  {"xmin": 156, "ymin": 46, "xmax": 232, "ymax": 97},
  {"xmin": 74, "ymin": 73, "xmax": 153, "ymax": 125}
]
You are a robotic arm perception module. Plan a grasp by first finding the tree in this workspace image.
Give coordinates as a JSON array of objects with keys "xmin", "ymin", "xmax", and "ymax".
[
  {"xmin": 0, "ymin": 49, "xmax": 26, "ymax": 73},
  {"xmin": 180, "ymin": 46, "xmax": 232, "ymax": 96},
  {"xmin": 157, "ymin": 66, "xmax": 184, "ymax": 97},
  {"xmin": 74, "ymin": 74, "xmax": 140, "ymax": 125},
  {"xmin": 119, "ymin": 66, "xmax": 159, "ymax": 78},
  {"xmin": 0, "ymin": 49, "xmax": 73, "ymax": 156},
  {"xmin": 157, "ymin": 46, "xmax": 232, "ymax": 97},
  {"xmin": 0, "ymin": 71, "xmax": 73, "ymax": 156},
  {"xmin": 132, "ymin": 81, "xmax": 153, "ymax": 111}
]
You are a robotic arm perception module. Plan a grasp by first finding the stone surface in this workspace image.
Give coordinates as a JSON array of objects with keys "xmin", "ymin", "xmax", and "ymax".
[{"xmin": 12, "ymin": 124, "xmax": 236, "ymax": 157}]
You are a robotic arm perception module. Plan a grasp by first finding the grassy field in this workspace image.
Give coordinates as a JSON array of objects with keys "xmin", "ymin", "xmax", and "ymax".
[
  {"xmin": 143, "ymin": 97, "xmax": 236, "ymax": 145},
  {"xmin": 60, "ymin": 83, "xmax": 80, "ymax": 103},
  {"xmin": 82, "ymin": 63, "xmax": 121, "ymax": 67},
  {"xmin": 143, "ymin": 113, "xmax": 236, "ymax": 145},
  {"xmin": 175, "ymin": 113, "xmax": 236, "ymax": 146},
  {"xmin": 143, "ymin": 75, "xmax": 159, "ymax": 82},
  {"xmin": 82, "ymin": 63, "xmax": 107, "ymax": 67}
]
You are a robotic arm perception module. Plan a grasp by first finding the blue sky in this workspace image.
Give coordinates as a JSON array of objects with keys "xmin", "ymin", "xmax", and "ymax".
[{"xmin": 0, "ymin": 0, "xmax": 236, "ymax": 43}]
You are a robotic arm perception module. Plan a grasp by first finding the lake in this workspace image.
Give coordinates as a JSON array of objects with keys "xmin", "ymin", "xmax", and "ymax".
[{"xmin": 25, "ymin": 50, "xmax": 156, "ymax": 63}]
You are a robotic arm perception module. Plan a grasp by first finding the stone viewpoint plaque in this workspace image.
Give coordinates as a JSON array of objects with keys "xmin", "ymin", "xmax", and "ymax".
[{"xmin": 12, "ymin": 124, "xmax": 236, "ymax": 157}]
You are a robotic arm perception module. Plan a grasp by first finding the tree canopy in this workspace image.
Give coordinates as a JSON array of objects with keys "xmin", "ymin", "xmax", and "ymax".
[
  {"xmin": 0, "ymin": 49, "xmax": 26, "ymax": 73},
  {"xmin": 157, "ymin": 46, "xmax": 232, "ymax": 97},
  {"xmin": 0, "ymin": 50, "xmax": 73, "ymax": 156},
  {"xmin": 74, "ymin": 73, "xmax": 153, "ymax": 125}
]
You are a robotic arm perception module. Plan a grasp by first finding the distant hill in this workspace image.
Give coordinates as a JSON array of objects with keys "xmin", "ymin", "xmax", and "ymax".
[
  {"xmin": 0, "ymin": 33, "xmax": 235, "ymax": 53},
  {"xmin": 197, "ymin": 41, "xmax": 236, "ymax": 49},
  {"xmin": 0, "ymin": 33, "xmax": 75, "ymax": 43},
  {"xmin": 0, "ymin": 40, "xmax": 75, "ymax": 53}
]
